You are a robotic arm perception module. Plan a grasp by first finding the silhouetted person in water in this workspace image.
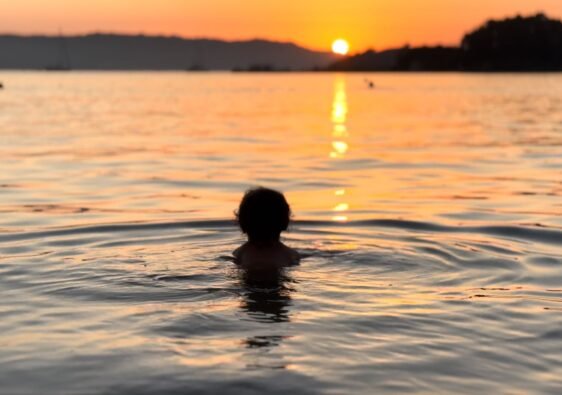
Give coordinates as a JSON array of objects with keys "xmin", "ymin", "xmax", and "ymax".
[{"xmin": 233, "ymin": 187, "xmax": 300, "ymax": 274}]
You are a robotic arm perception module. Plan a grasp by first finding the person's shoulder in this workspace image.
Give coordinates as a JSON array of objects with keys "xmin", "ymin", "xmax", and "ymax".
[
  {"xmin": 281, "ymin": 244, "xmax": 300, "ymax": 266},
  {"xmin": 233, "ymin": 242, "xmax": 250, "ymax": 263}
]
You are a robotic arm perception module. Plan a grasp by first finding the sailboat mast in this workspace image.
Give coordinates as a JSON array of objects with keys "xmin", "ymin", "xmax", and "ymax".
[{"xmin": 59, "ymin": 29, "xmax": 71, "ymax": 70}]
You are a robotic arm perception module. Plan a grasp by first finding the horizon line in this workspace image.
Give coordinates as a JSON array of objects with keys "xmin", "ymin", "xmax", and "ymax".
[{"xmin": 0, "ymin": 30, "xmax": 461, "ymax": 56}]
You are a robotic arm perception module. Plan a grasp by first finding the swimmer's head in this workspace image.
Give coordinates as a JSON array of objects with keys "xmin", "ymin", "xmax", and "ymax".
[{"xmin": 236, "ymin": 187, "xmax": 291, "ymax": 242}]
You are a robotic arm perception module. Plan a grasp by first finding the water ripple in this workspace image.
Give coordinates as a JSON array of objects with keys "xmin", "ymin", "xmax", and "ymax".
[{"xmin": 1, "ymin": 218, "xmax": 560, "ymax": 247}]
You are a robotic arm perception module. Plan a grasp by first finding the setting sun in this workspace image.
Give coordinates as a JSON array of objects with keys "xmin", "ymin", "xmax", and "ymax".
[{"xmin": 332, "ymin": 39, "xmax": 349, "ymax": 55}]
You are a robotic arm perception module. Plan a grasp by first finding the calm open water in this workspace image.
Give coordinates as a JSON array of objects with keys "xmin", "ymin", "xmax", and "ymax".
[{"xmin": 0, "ymin": 72, "xmax": 561, "ymax": 394}]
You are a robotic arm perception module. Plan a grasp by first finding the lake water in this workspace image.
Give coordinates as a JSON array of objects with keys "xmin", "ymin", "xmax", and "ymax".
[{"xmin": 0, "ymin": 72, "xmax": 561, "ymax": 394}]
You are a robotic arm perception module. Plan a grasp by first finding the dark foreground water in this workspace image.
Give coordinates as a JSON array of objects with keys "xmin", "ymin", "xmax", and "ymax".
[{"xmin": 0, "ymin": 72, "xmax": 561, "ymax": 394}]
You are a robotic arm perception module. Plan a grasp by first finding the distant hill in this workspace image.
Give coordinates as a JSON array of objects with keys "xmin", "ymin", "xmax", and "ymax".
[
  {"xmin": 462, "ymin": 13, "xmax": 562, "ymax": 71},
  {"xmin": 329, "ymin": 13, "xmax": 562, "ymax": 71},
  {"xmin": 329, "ymin": 49, "xmax": 404, "ymax": 71},
  {"xmin": 329, "ymin": 47, "xmax": 462, "ymax": 71},
  {"xmin": 0, "ymin": 34, "xmax": 337, "ymax": 70}
]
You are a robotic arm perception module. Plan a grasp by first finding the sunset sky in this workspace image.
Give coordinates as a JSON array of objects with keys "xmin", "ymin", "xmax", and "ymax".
[{"xmin": 2, "ymin": 0, "xmax": 562, "ymax": 52}]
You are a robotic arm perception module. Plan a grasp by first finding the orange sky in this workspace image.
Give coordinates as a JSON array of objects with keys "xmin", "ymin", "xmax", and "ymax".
[{"xmin": 2, "ymin": 0, "xmax": 562, "ymax": 53}]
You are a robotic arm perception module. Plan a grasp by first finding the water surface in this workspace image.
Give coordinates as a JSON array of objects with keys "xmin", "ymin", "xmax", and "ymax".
[{"xmin": 0, "ymin": 72, "xmax": 561, "ymax": 394}]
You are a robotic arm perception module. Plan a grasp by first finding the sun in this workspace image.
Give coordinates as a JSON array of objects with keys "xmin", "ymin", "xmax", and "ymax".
[{"xmin": 332, "ymin": 39, "xmax": 350, "ymax": 55}]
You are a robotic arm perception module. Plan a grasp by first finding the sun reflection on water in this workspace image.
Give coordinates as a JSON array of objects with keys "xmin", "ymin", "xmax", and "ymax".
[{"xmin": 330, "ymin": 76, "xmax": 350, "ymax": 222}]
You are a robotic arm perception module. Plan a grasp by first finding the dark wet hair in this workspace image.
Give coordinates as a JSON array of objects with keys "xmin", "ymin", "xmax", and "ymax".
[{"xmin": 236, "ymin": 187, "xmax": 291, "ymax": 242}]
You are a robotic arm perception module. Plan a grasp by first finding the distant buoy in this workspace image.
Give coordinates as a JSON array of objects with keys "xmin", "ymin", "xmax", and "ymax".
[{"xmin": 364, "ymin": 78, "xmax": 375, "ymax": 89}]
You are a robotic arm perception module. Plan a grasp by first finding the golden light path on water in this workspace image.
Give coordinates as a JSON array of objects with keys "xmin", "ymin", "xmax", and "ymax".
[{"xmin": 330, "ymin": 76, "xmax": 350, "ymax": 222}]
